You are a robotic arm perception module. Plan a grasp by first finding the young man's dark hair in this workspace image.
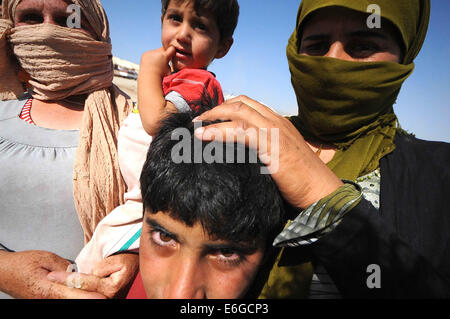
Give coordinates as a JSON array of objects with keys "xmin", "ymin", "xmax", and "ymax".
[
  {"xmin": 140, "ymin": 111, "xmax": 285, "ymax": 250},
  {"xmin": 161, "ymin": 0, "xmax": 240, "ymax": 40}
]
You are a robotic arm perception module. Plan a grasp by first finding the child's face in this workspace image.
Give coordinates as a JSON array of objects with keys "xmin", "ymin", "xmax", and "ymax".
[
  {"xmin": 161, "ymin": 0, "xmax": 231, "ymax": 71},
  {"xmin": 139, "ymin": 211, "xmax": 266, "ymax": 298}
]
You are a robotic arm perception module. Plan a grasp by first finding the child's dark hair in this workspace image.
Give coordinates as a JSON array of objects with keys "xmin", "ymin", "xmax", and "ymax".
[
  {"xmin": 140, "ymin": 112, "xmax": 285, "ymax": 249},
  {"xmin": 161, "ymin": 0, "xmax": 240, "ymax": 41}
]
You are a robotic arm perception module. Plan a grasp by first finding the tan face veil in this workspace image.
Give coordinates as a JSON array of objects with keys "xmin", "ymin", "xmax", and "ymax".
[{"xmin": 0, "ymin": 0, "xmax": 113, "ymax": 101}]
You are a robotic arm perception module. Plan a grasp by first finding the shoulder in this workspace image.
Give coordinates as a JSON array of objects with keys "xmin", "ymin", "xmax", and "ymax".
[
  {"xmin": 164, "ymin": 68, "xmax": 219, "ymax": 85},
  {"xmin": 174, "ymin": 68, "xmax": 216, "ymax": 78},
  {"xmin": 163, "ymin": 69, "xmax": 223, "ymax": 103},
  {"xmin": 392, "ymin": 133, "xmax": 450, "ymax": 169},
  {"xmin": 381, "ymin": 132, "xmax": 450, "ymax": 201}
]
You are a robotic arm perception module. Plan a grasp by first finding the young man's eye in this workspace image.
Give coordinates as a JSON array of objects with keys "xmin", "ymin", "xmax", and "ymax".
[
  {"xmin": 150, "ymin": 230, "xmax": 177, "ymax": 248},
  {"xmin": 211, "ymin": 249, "xmax": 243, "ymax": 267}
]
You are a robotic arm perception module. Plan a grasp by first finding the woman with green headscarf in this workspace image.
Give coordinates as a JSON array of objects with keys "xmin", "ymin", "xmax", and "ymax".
[{"xmin": 195, "ymin": 0, "xmax": 450, "ymax": 298}]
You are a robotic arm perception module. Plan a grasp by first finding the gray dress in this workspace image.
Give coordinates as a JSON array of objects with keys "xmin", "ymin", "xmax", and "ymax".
[{"xmin": 0, "ymin": 96, "xmax": 85, "ymax": 298}]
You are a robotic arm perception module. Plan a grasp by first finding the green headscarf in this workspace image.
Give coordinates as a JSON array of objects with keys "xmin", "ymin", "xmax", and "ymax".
[{"xmin": 287, "ymin": 0, "xmax": 430, "ymax": 180}]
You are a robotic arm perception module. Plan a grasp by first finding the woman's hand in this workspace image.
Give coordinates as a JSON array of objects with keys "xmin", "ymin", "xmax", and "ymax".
[
  {"xmin": 47, "ymin": 252, "xmax": 139, "ymax": 299},
  {"xmin": 0, "ymin": 250, "xmax": 105, "ymax": 299},
  {"xmin": 193, "ymin": 95, "xmax": 343, "ymax": 209}
]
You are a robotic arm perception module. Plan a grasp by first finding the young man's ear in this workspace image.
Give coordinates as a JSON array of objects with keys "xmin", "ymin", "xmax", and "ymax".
[{"xmin": 215, "ymin": 37, "xmax": 234, "ymax": 59}]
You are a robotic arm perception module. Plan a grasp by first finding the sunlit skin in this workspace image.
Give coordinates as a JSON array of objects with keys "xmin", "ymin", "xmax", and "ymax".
[
  {"xmin": 139, "ymin": 211, "xmax": 266, "ymax": 299},
  {"xmin": 161, "ymin": 0, "xmax": 233, "ymax": 71},
  {"xmin": 299, "ymin": 6, "xmax": 403, "ymax": 63}
]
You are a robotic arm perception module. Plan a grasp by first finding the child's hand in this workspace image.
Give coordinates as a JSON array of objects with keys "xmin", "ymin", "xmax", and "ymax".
[
  {"xmin": 139, "ymin": 46, "xmax": 176, "ymax": 78},
  {"xmin": 138, "ymin": 46, "xmax": 176, "ymax": 136}
]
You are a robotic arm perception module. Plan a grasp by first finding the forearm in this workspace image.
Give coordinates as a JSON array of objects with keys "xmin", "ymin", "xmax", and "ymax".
[
  {"xmin": 0, "ymin": 250, "xmax": 13, "ymax": 296},
  {"xmin": 138, "ymin": 70, "xmax": 168, "ymax": 136},
  {"xmin": 0, "ymin": 250, "xmax": 22, "ymax": 297}
]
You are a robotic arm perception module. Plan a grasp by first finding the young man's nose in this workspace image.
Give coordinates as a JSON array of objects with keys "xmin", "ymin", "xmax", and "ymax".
[
  {"xmin": 325, "ymin": 41, "xmax": 352, "ymax": 61},
  {"xmin": 164, "ymin": 258, "xmax": 205, "ymax": 299}
]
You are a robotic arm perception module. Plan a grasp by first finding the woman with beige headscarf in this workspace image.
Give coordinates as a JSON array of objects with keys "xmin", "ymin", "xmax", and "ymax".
[
  {"xmin": 195, "ymin": 0, "xmax": 450, "ymax": 298},
  {"xmin": 0, "ymin": 0, "xmax": 138, "ymax": 298}
]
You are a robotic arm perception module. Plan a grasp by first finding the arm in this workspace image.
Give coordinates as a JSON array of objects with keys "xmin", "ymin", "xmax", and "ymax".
[{"xmin": 138, "ymin": 46, "xmax": 177, "ymax": 136}]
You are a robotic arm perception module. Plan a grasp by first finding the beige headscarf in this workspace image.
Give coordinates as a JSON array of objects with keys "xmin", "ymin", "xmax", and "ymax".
[{"xmin": 0, "ymin": 0, "xmax": 131, "ymax": 242}]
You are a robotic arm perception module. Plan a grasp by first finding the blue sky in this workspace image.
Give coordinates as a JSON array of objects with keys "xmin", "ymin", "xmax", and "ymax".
[{"xmin": 102, "ymin": 0, "xmax": 450, "ymax": 143}]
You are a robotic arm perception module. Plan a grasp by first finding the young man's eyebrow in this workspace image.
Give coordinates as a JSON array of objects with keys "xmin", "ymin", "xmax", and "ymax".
[{"xmin": 145, "ymin": 216, "xmax": 179, "ymax": 242}]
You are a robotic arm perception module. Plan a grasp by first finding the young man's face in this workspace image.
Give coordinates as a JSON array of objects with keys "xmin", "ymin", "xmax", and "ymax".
[
  {"xmin": 139, "ymin": 211, "xmax": 266, "ymax": 299},
  {"xmin": 161, "ymin": 0, "xmax": 231, "ymax": 71}
]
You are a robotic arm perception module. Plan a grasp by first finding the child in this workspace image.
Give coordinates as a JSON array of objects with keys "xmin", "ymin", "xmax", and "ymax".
[
  {"xmin": 128, "ymin": 112, "xmax": 286, "ymax": 298},
  {"xmin": 138, "ymin": 0, "xmax": 238, "ymax": 136},
  {"xmin": 75, "ymin": 0, "xmax": 239, "ymax": 274}
]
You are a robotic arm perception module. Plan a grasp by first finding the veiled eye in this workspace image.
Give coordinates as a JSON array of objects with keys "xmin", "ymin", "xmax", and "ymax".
[
  {"xmin": 21, "ymin": 13, "xmax": 44, "ymax": 25},
  {"xmin": 301, "ymin": 42, "xmax": 330, "ymax": 56},
  {"xmin": 55, "ymin": 15, "xmax": 70, "ymax": 27},
  {"xmin": 347, "ymin": 41, "xmax": 380, "ymax": 58}
]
